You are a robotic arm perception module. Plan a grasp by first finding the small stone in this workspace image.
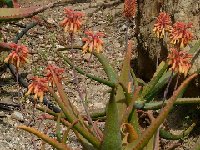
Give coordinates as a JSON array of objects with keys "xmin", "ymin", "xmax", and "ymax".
[
  {"xmin": 0, "ymin": 111, "xmax": 6, "ymax": 117},
  {"xmin": 83, "ymin": 53, "xmax": 90, "ymax": 60},
  {"xmin": 47, "ymin": 18, "xmax": 55, "ymax": 24},
  {"xmin": 114, "ymin": 42, "xmax": 121, "ymax": 48},
  {"xmin": 38, "ymin": 35, "xmax": 43, "ymax": 39},
  {"xmin": 76, "ymin": 38, "xmax": 83, "ymax": 46},
  {"xmin": 56, "ymin": 44, "xmax": 65, "ymax": 49},
  {"xmin": 89, "ymin": 103, "xmax": 105, "ymax": 109},
  {"xmin": 47, "ymin": 60, "xmax": 54, "ymax": 64},
  {"xmin": 121, "ymin": 24, "xmax": 127, "ymax": 31},
  {"xmin": 91, "ymin": 102, "xmax": 104, "ymax": 109},
  {"xmin": 8, "ymin": 143, "xmax": 13, "ymax": 148},
  {"xmin": 11, "ymin": 111, "xmax": 24, "ymax": 122},
  {"xmin": 98, "ymin": 21, "xmax": 106, "ymax": 24},
  {"xmin": 97, "ymin": 10, "xmax": 103, "ymax": 14},
  {"xmin": 45, "ymin": 44, "xmax": 52, "ymax": 48}
]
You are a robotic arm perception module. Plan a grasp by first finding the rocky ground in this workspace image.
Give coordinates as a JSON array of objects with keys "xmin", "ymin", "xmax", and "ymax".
[{"xmin": 0, "ymin": 0, "xmax": 199, "ymax": 150}]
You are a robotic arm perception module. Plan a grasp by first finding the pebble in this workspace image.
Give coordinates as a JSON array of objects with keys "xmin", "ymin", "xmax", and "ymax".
[
  {"xmin": 0, "ymin": 111, "xmax": 6, "ymax": 117},
  {"xmin": 98, "ymin": 20, "xmax": 106, "ymax": 24},
  {"xmin": 11, "ymin": 111, "xmax": 24, "ymax": 122},
  {"xmin": 90, "ymin": 102, "xmax": 104, "ymax": 109},
  {"xmin": 121, "ymin": 24, "xmax": 127, "ymax": 31},
  {"xmin": 56, "ymin": 44, "xmax": 65, "ymax": 49},
  {"xmin": 83, "ymin": 53, "xmax": 92, "ymax": 62},
  {"xmin": 47, "ymin": 18, "xmax": 55, "ymax": 24},
  {"xmin": 114, "ymin": 42, "xmax": 121, "ymax": 48}
]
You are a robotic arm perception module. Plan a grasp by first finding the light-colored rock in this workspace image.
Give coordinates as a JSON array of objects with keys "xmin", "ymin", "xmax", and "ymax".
[
  {"xmin": 121, "ymin": 24, "xmax": 127, "ymax": 31},
  {"xmin": 11, "ymin": 111, "xmax": 24, "ymax": 122},
  {"xmin": 47, "ymin": 18, "xmax": 55, "ymax": 24},
  {"xmin": 83, "ymin": 53, "xmax": 92, "ymax": 62},
  {"xmin": 0, "ymin": 111, "xmax": 6, "ymax": 117},
  {"xmin": 56, "ymin": 44, "xmax": 65, "ymax": 49}
]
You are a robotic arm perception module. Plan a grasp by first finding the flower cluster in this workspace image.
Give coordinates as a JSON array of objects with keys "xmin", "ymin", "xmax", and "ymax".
[
  {"xmin": 60, "ymin": 8, "xmax": 105, "ymax": 53},
  {"xmin": 4, "ymin": 43, "xmax": 28, "ymax": 69},
  {"xmin": 153, "ymin": 12, "xmax": 172, "ymax": 39},
  {"xmin": 168, "ymin": 48, "xmax": 192, "ymax": 76},
  {"xmin": 25, "ymin": 76, "xmax": 48, "ymax": 102},
  {"xmin": 26, "ymin": 65, "xmax": 64, "ymax": 102},
  {"xmin": 153, "ymin": 12, "xmax": 194, "ymax": 76},
  {"xmin": 123, "ymin": 0, "xmax": 137, "ymax": 18},
  {"xmin": 82, "ymin": 31, "xmax": 105, "ymax": 53},
  {"xmin": 60, "ymin": 8, "xmax": 84, "ymax": 34},
  {"xmin": 45, "ymin": 64, "xmax": 65, "ymax": 86},
  {"xmin": 170, "ymin": 22, "xmax": 193, "ymax": 48}
]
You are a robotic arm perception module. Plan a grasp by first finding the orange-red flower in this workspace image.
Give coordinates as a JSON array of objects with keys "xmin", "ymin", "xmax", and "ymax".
[
  {"xmin": 25, "ymin": 76, "xmax": 48, "ymax": 102},
  {"xmin": 170, "ymin": 22, "xmax": 193, "ymax": 48},
  {"xmin": 4, "ymin": 43, "xmax": 28, "ymax": 69},
  {"xmin": 168, "ymin": 48, "xmax": 192, "ymax": 76},
  {"xmin": 45, "ymin": 64, "xmax": 65, "ymax": 86},
  {"xmin": 124, "ymin": 0, "xmax": 137, "ymax": 18},
  {"xmin": 82, "ymin": 31, "xmax": 105, "ymax": 53},
  {"xmin": 60, "ymin": 8, "xmax": 84, "ymax": 34},
  {"xmin": 153, "ymin": 12, "xmax": 172, "ymax": 39}
]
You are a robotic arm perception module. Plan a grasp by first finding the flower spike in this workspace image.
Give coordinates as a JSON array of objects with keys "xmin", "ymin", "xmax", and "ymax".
[
  {"xmin": 45, "ymin": 64, "xmax": 65, "ymax": 86},
  {"xmin": 168, "ymin": 48, "xmax": 192, "ymax": 76},
  {"xmin": 60, "ymin": 8, "xmax": 84, "ymax": 34},
  {"xmin": 124, "ymin": 0, "xmax": 137, "ymax": 19},
  {"xmin": 25, "ymin": 76, "xmax": 48, "ymax": 102},
  {"xmin": 82, "ymin": 31, "xmax": 105, "ymax": 53},
  {"xmin": 153, "ymin": 12, "xmax": 172, "ymax": 39},
  {"xmin": 170, "ymin": 22, "xmax": 193, "ymax": 48},
  {"xmin": 4, "ymin": 43, "xmax": 28, "ymax": 70}
]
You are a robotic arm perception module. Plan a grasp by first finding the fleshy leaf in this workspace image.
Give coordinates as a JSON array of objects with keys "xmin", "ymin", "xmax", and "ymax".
[
  {"xmin": 125, "ymin": 73, "xmax": 198, "ymax": 150},
  {"xmin": 160, "ymin": 122, "xmax": 196, "ymax": 140},
  {"xmin": 18, "ymin": 125, "xmax": 72, "ymax": 150},
  {"xmin": 0, "ymin": 8, "xmax": 38, "ymax": 21},
  {"xmin": 100, "ymin": 89, "xmax": 122, "ymax": 150},
  {"xmin": 140, "ymin": 61, "xmax": 168, "ymax": 101},
  {"xmin": 115, "ymin": 40, "xmax": 133, "ymax": 122}
]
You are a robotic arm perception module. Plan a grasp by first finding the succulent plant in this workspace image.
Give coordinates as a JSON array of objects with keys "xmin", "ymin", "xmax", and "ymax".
[{"xmin": 1, "ymin": 1, "xmax": 200, "ymax": 150}]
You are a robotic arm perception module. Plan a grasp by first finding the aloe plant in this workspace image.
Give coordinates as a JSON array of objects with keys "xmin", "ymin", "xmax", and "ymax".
[
  {"xmin": 1, "ymin": 1, "xmax": 199, "ymax": 150},
  {"xmin": 19, "ymin": 39, "xmax": 199, "ymax": 149}
]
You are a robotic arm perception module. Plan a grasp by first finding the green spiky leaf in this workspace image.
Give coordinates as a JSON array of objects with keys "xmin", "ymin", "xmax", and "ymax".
[
  {"xmin": 2, "ymin": 0, "xmax": 13, "ymax": 7},
  {"xmin": 93, "ymin": 52, "xmax": 117, "ymax": 83},
  {"xmin": 160, "ymin": 122, "xmax": 196, "ymax": 140},
  {"xmin": 101, "ymin": 89, "xmax": 122, "ymax": 150},
  {"xmin": 18, "ymin": 126, "xmax": 71, "ymax": 150},
  {"xmin": 0, "ymin": 8, "xmax": 37, "ymax": 22},
  {"xmin": 140, "ymin": 61, "xmax": 168, "ymax": 101},
  {"xmin": 125, "ymin": 73, "xmax": 198, "ymax": 150}
]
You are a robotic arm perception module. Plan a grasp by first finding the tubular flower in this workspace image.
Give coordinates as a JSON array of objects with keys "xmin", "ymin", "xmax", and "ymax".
[
  {"xmin": 170, "ymin": 22, "xmax": 193, "ymax": 48},
  {"xmin": 82, "ymin": 31, "xmax": 105, "ymax": 53},
  {"xmin": 168, "ymin": 48, "xmax": 192, "ymax": 76},
  {"xmin": 45, "ymin": 64, "xmax": 65, "ymax": 86},
  {"xmin": 25, "ymin": 77, "xmax": 48, "ymax": 102},
  {"xmin": 153, "ymin": 12, "xmax": 172, "ymax": 39},
  {"xmin": 124, "ymin": 0, "xmax": 137, "ymax": 18},
  {"xmin": 4, "ymin": 43, "xmax": 28, "ymax": 69},
  {"xmin": 60, "ymin": 8, "xmax": 84, "ymax": 34}
]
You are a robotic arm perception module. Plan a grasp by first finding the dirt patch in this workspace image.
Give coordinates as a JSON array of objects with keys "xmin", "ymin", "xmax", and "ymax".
[{"xmin": 0, "ymin": 0, "xmax": 199, "ymax": 150}]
